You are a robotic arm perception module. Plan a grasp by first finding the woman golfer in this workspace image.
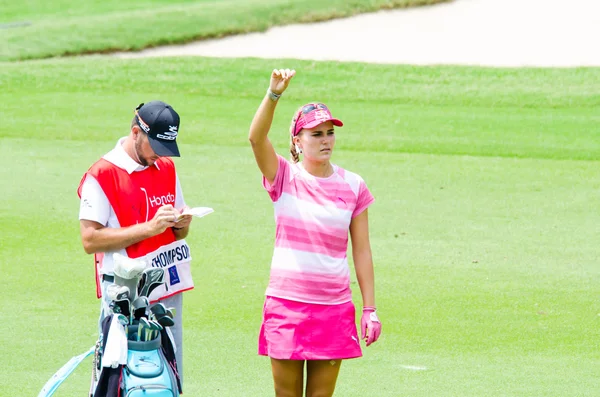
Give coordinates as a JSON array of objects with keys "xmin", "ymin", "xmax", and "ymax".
[{"xmin": 248, "ymin": 68, "xmax": 381, "ymax": 397}]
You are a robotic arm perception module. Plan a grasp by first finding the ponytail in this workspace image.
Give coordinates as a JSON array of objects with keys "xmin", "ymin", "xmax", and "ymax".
[
  {"xmin": 289, "ymin": 106, "xmax": 304, "ymax": 163},
  {"xmin": 290, "ymin": 141, "xmax": 300, "ymax": 163}
]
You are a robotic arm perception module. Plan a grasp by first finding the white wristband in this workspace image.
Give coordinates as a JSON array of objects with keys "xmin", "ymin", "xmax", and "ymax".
[{"xmin": 267, "ymin": 88, "xmax": 281, "ymax": 102}]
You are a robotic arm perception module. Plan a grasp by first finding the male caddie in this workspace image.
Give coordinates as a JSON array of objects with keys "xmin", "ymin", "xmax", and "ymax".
[{"xmin": 77, "ymin": 100, "xmax": 194, "ymax": 385}]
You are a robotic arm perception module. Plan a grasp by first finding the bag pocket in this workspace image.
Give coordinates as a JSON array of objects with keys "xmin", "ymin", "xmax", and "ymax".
[
  {"xmin": 125, "ymin": 385, "xmax": 175, "ymax": 396},
  {"xmin": 127, "ymin": 349, "xmax": 164, "ymax": 378}
]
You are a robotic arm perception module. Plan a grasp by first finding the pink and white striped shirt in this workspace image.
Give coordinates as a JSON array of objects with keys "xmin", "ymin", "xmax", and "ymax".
[{"xmin": 262, "ymin": 155, "xmax": 375, "ymax": 305}]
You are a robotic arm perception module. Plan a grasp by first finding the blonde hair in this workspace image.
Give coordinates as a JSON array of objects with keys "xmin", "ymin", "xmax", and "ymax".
[
  {"xmin": 288, "ymin": 106, "xmax": 304, "ymax": 163},
  {"xmin": 289, "ymin": 140, "xmax": 300, "ymax": 163}
]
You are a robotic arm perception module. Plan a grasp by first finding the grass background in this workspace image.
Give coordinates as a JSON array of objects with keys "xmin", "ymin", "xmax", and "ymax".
[
  {"xmin": 1, "ymin": 0, "xmax": 600, "ymax": 396},
  {"xmin": 0, "ymin": 0, "xmax": 451, "ymax": 61},
  {"xmin": 1, "ymin": 57, "xmax": 599, "ymax": 396}
]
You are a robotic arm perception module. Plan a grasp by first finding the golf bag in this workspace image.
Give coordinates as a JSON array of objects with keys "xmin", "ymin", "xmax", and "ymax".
[
  {"xmin": 122, "ymin": 337, "xmax": 179, "ymax": 396},
  {"xmin": 90, "ymin": 257, "xmax": 182, "ymax": 396},
  {"xmin": 91, "ymin": 315, "xmax": 181, "ymax": 397}
]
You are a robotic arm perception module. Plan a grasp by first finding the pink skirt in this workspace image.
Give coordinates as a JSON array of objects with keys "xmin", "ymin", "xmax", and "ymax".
[{"xmin": 258, "ymin": 296, "xmax": 362, "ymax": 360}]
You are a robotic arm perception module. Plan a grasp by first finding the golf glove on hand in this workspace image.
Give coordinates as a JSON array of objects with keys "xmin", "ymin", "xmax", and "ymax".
[{"xmin": 361, "ymin": 306, "xmax": 381, "ymax": 346}]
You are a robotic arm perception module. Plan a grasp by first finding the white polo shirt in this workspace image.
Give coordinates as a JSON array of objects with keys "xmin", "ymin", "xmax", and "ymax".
[{"xmin": 79, "ymin": 137, "xmax": 186, "ymax": 275}]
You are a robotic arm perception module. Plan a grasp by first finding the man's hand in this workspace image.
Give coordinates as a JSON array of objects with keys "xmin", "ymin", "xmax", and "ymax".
[
  {"xmin": 174, "ymin": 206, "xmax": 193, "ymax": 229},
  {"xmin": 270, "ymin": 68, "xmax": 296, "ymax": 95},
  {"xmin": 149, "ymin": 204, "xmax": 180, "ymax": 234},
  {"xmin": 361, "ymin": 306, "xmax": 382, "ymax": 347}
]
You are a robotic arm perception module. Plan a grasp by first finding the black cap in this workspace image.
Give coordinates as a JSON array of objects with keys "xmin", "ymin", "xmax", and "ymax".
[{"xmin": 135, "ymin": 101, "xmax": 181, "ymax": 157}]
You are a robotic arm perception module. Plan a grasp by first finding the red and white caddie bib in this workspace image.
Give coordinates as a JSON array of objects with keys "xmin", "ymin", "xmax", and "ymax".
[{"xmin": 78, "ymin": 157, "xmax": 194, "ymax": 302}]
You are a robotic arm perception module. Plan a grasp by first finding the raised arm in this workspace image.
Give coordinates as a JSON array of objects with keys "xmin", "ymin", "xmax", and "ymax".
[{"xmin": 248, "ymin": 68, "xmax": 295, "ymax": 185}]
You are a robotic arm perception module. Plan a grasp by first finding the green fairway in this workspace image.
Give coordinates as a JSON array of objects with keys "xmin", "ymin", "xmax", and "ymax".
[
  {"xmin": 0, "ymin": 57, "xmax": 599, "ymax": 396},
  {"xmin": 0, "ymin": 0, "xmax": 450, "ymax": 61}
]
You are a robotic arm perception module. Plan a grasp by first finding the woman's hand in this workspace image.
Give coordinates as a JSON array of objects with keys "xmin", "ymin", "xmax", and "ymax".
[
  {"xmin": 270, "ymin": 68, "xmax": 296, "ymax": 95},
  {"xmin": 361, "ymin": 306, "xmax": 382, "ymax": 346}
]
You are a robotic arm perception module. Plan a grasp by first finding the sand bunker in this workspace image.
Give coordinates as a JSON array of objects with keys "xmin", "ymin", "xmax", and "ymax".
[{"xmin": 114, "ymin": 0, "xmax": 600, "ymax": 67}]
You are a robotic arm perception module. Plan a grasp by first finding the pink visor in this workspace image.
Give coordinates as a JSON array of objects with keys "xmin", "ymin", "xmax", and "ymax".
[{"xmin": 293, "ymin": 103, "xmax": 343, "ymax": 136}]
